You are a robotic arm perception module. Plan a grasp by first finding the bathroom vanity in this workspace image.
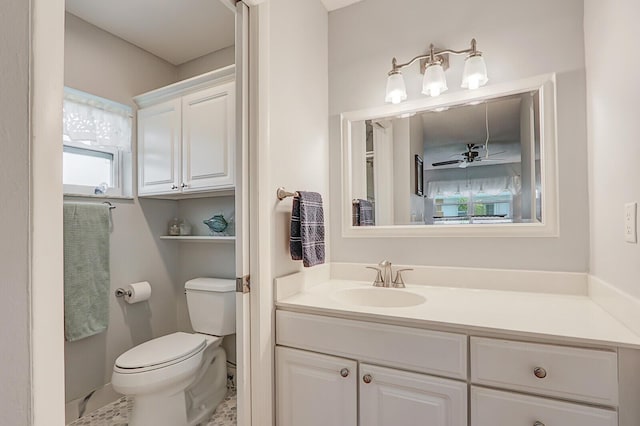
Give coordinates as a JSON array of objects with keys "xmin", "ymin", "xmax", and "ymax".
[{"xmin": 274, "ymin": 264, "xmax": 640, "ymax": 426}]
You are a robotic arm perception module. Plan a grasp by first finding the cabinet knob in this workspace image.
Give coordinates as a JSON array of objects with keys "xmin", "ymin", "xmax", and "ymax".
[
  {"xmin": 362, "ymin": 374, "xmax": 373, "ymax": 384},
  {"xmin": 533, "ymin": 422, "xmax": 545, "ymax": 426},
  {"xmin": 181, "ymin": 183, "xmax": 188, "ymax": 188},
  {"xmin": 171, "ymin": 185, "xmax": 178, "ymax": 190},
  {"xmin": 340, "ymin": 368, "xmax": 350, "ymax": 378},
  {"xmin": 533, "ymin": 367, "xmax": 547, "ymax": 379}
]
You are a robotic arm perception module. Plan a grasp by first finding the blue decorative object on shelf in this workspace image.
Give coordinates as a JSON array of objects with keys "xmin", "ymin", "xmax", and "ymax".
[{"xmin": 203, "ymin": 214, "xmax": 229, "ymax": 235}]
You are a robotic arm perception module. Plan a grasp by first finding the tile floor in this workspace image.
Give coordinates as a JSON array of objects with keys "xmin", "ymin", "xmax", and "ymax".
[{"xmin": 67, "ymin": 390, "xmax": 237, "ymax": 426}]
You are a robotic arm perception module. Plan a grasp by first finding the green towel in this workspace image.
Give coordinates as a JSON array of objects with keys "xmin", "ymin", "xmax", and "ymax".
[{"xmin": 63, "ymin": 202, "xmax": 110, "ymax": 342}]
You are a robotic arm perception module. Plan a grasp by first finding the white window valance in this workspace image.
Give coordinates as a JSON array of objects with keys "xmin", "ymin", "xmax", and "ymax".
[
  {"xmin": 427, "ymin": 175, "xmax": 522, "ymax": 198},
  {"xmin": 63, "ymin": 87, "xmax": 132, "ymax": 151}
]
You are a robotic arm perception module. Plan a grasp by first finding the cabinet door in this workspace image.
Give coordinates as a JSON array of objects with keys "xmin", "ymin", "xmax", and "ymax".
[
  {"xmin": 137, "ymin": 99, "xmax": 181, "ymax": 195},
  {"xmin": 276, "ymin": 347, "xmax": 357, "ymax": 426},
  {"xmin": 181, "ymin": 82, "xmax": 235, "ymax": 192},
  {"xmin": 360, "ymin": 364, "xmax": 467, "ymax": 426}
]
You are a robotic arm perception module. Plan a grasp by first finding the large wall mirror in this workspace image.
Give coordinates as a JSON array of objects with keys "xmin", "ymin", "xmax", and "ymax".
[{"xmin": 341, "ymin": 74, "xmax": 558, "ymax": 237}]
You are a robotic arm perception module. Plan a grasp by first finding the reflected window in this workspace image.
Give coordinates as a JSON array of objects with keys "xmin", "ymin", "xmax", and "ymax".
[{"xmin": 433, "ymin": 191, "xmax": 513, "ymax": 224}]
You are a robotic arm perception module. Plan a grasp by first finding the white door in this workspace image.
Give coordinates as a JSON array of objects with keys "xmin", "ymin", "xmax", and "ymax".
[
  {"xmin": 359, "ymin": 363, "xmax": 467, "ymax": 426},
  {"xmin": 234, "ymin": 2, "xmax": 251, "ymax": 425},
  {"xmin": 181, "ymin": 82, "xmax": 235, "ymax": 192},
  {"xmin": 276, "ymin": 347, "xmax": 357, "ymax": 426},
  {"xmin": 137, "ymin": 99, "xmax": 181, "ymax": 195}
]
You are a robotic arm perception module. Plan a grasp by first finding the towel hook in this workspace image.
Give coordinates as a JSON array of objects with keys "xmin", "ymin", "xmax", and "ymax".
[{"xmin": 277, "ymin": 187, "xmax": 300, "ymax": 201}]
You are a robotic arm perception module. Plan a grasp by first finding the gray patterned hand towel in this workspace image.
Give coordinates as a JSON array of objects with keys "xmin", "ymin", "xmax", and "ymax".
[
  {"xmin": 290, "ymin": 191, "xmax": 325, "ymax": 267},
  {"xmin": 353, "ymin": 199, "xmax": 375, "ymax": 226}
]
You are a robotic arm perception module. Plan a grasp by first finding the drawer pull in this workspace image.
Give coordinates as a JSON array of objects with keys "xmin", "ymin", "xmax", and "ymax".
[
  {"xmin": 340, "ymin": 368, "xmax": 350, "ymax": 378},
  {"xmin": 533, "ymin": 367, "xmax": 547, "ymax": 378},
  {"xmin": 362, "ymin": 374, "xmax": 373, "ymax": 384},
  {"xmin": 533, "ymin": 422, "xmax": 545, "ymax": 426}
]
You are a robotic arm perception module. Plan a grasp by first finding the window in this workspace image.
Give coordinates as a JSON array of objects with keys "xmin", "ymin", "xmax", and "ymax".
[
  {"xmin": 63, "ymin": 87, "xmax": 132, "ymax": 197},
  {"xmin": 433, "ymin": 192, "xmax": 513, "ymax": 224}
]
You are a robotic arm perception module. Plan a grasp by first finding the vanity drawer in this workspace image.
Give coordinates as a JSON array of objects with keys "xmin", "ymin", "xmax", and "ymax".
[
  {"xmin": 471, "ymin": 386, "xmax": 618, "ymax": 426},
  {"xmin": 470, "ymin": 337, "xmax": 618, "ymax": 406},
  {"xmin": 277, "ymin": 310, "xmax": 467, "ymax": 379}
]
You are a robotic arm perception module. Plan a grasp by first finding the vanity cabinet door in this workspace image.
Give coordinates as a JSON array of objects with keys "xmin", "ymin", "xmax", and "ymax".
[
  {"xmin": 137, "ymin": 99, "xmax": 181, "ymax": 195},
  {"xmin": 181, "ymin": 82, "xmax": 235, "ymax": 192},
  {"xmin": 359, "ymin": 364, "xmax": 467, "ymax": 426},
  {"xmin": 276, "ymin": 346, "xmax": 357, "ymax": 426}
]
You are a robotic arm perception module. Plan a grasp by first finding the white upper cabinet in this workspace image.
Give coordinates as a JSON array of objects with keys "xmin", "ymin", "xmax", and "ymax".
[
  {"xmin": 137, "ymin": 99, "xmax": 181, "ymax": 195},
  {"xmin": 359, "ymin": 364, "xmax": 467, "ymax": 426},
  {"xmin": 135, "ymin": 67, "xmax": 236, "ymax": 198},
  {"xmin": 181, "ymin": 82, "xmax": 235, "ymax": 192},
  {"xmin": 276, "ymin": 347, "xmax": 357, "ymax": 426}
]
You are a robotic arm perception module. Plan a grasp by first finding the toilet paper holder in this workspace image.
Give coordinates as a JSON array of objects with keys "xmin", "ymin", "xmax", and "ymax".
[{"xmin": 115, "ymin": 288, "xmax": 132, "ymax": 298}]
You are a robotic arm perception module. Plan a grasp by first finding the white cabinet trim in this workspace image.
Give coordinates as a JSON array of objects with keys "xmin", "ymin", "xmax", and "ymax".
[{"xmin": 134, "ymin": 66, "xmax": 235, "ymax": 109}]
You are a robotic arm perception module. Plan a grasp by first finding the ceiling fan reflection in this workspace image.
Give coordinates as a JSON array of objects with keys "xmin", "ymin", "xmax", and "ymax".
[{"xmin": 432, "ymin": 143, "xmax": 505, "ymax": 168}]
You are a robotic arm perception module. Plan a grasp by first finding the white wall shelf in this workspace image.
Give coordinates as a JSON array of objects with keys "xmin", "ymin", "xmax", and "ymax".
[{"xmin": 159, "ymin": 235, "xmax": 235, "ymax": 243}]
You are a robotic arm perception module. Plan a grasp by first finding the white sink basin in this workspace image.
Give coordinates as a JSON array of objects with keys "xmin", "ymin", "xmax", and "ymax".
[{"xmin": 332, "ymin": 287, "xmax": 426, "ymax": 308}]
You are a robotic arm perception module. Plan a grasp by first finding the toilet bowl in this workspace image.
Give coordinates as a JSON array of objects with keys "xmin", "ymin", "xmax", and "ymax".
[{"xmin": 112, "ymin": 278, "xmax": 236, "ymax": 426}]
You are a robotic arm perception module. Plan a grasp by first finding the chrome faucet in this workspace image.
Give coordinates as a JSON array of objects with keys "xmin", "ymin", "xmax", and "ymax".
[
  {"xmin": 379, "ymin": 260, "xmax": 393, "ymax": 287},
  {"xmin": 366, "ymin": 261, "xmax": 413, "ymax": 288}
]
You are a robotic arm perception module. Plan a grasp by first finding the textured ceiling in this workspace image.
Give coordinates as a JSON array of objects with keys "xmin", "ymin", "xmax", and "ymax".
[{"xmin": 65, "ymin": 0, "xmax": 235, "ymax": 65}]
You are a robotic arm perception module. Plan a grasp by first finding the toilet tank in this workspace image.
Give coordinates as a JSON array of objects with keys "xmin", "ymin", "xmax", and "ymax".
[{"xmin": 185, "ymin": 278, "xmax": 236, "ymax": 336}]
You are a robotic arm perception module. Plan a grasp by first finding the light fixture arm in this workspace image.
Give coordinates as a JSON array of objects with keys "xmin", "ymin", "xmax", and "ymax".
[{"xmin": 388, "ymin": 38, "xmax": 481, "ymax": 74}]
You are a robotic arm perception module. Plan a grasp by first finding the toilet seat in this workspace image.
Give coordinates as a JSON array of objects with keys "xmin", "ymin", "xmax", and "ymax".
[{"xmin": 115, "ymin": 332, "xmax": 207, "ymax": 373}]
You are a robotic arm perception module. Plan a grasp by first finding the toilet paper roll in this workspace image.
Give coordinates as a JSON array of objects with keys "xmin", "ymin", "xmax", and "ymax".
[{"xmin": 124, "ymin": 281, "xmax": 152, "ymax": 304}]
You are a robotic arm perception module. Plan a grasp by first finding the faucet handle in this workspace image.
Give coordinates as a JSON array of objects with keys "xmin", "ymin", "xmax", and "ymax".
[
  {"xmin": 366, "ymin": 267, "xmax": 385, "ymax": 287},
  {"xmin": 392, "ymin": 268, "xmax": 413, "ymax": 288}
]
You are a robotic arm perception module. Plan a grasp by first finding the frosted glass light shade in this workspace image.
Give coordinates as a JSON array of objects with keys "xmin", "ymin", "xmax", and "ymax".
[
  {"xmin": 422, "ymin": 63, "xmax": 448, "ymax": 97},
  {"xmin": 385, "ymin": 72, "xmax": 407, "ymax": 104},
  {"xmin": 461, "ymin": 55, "xmax": 488, "ymax": 89}
]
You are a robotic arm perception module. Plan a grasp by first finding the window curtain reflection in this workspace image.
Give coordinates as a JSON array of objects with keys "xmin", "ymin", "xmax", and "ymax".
[{"xmin": 426, "ymin": 175, "xmax": 522, "ymax": 198}]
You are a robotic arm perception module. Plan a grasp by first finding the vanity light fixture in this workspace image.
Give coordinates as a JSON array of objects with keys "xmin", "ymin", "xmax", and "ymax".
[{"xmin": 385, "ymin": 38, "xmax": 488, "ymax": 103}]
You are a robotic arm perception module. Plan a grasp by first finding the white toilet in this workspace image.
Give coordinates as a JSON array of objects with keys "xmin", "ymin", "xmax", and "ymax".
[{"xmin": 112, "ymin": 278, "xmax": 236, "ymax": 426}]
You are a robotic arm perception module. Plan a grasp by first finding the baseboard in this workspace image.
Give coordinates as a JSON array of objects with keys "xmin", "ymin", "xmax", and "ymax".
[
  {"xmin": 589, "ymin": 275, "xmax": 640, "ymax": 337},
  {"xmin": 65, "ymin": 383, "xmax": 122, "ymax": 424}
]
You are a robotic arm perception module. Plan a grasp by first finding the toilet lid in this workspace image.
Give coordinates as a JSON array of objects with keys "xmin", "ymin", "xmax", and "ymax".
[{"xmin": 115, "ymin": 332, "xmax": 206, "ymax": 369}]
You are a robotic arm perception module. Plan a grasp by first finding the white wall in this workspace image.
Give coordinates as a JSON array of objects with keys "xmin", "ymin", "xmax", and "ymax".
[
  {"xmin": 585, "ymin": 0, "xmax": 640, "ymax": 297},
  {"xmin": 251, "ymin": 0, "xmax": 329, "ymax": 423},
  {"xmin": 0, "ymin": 1, "xmax": 32, "ymax": 423},
  {"xmin": 269, "ymin": 0, "xmax": 329, "ymax": 279},
  {"xmin": 177, "ymin": 45, "xmax": 236, "ymax": 81},
  {"xmin": 64, "ymin": 13, "xmax": 182, "ymax": 401},
  {"xmin": 329, "ymin": 0, "xmax": 589, "ymax": 271}
]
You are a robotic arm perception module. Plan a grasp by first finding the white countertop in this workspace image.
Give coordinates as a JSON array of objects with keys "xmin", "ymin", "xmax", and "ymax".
[{"xmin": 276, "ymin": 279, "xmax": 640, "ymax": 349}]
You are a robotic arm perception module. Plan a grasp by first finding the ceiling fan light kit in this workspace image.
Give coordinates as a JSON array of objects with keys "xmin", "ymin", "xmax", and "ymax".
[{"xmin": 385, "ymin": 38, "xmax": 489, "ymax": 103}]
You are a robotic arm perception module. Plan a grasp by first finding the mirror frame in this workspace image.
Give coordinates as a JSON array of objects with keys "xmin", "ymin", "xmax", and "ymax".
[{"xmin": 341, "ymin": 73, "xmax": 558, "ymax": 238}]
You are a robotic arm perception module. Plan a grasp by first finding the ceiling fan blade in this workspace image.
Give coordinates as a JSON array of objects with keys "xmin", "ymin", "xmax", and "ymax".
[
  {"xmin": 478, "ymin": 158, "xmax": 507, "ymax": 162},
  {"xmin": 486, "ymin": 150, "xmax": 506, "ymax": 157},
  {"xmin": 432, "ymin": 160, "xmax": 463, "ymax": 167},
  {"xmin": 459, "ymin": 161, "xmax": 469, "ymax": 169}
]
